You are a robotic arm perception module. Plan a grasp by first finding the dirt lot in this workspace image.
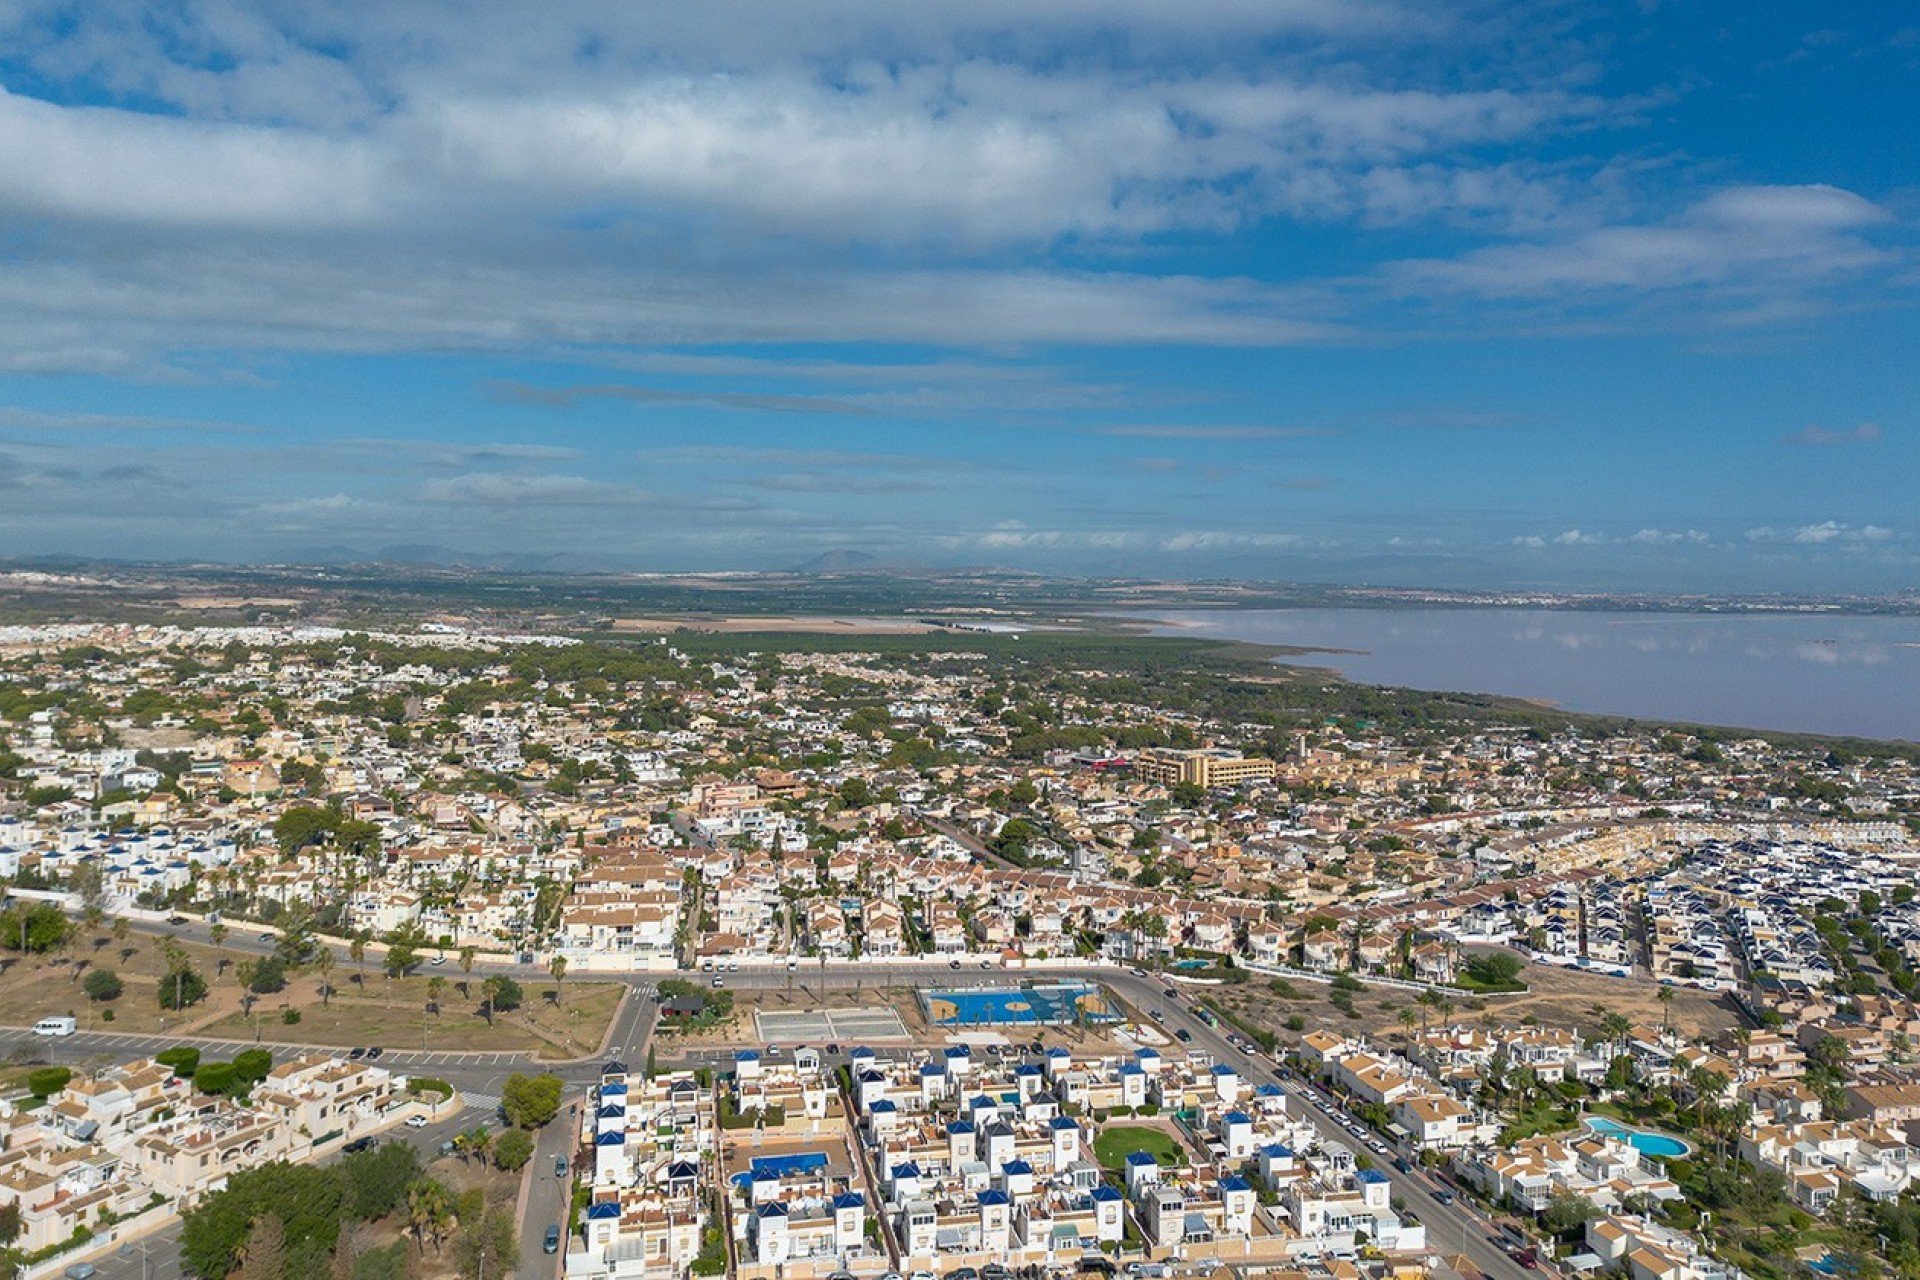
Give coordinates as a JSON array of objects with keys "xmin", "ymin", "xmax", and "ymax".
[
  {"xmin": 0, "ymin": 930, "xmax": 242, "ymax": 1035},
  {"xmin": 1198, "ymin": 962, "xmax": 1743, "ymax": 1053},
  {"xmin": 0, "ymin": 929, "xmax": 622, "ymax": 1058},
  {"xmin": 201, "ymin": 970, "xmax": 625, "ymax": 1059}
]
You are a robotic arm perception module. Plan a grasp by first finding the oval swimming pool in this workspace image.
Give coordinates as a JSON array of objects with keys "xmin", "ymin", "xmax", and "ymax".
[{"xmin": 1584, "ymin": 1116, "xmax": 1691, "ymax": 1158}]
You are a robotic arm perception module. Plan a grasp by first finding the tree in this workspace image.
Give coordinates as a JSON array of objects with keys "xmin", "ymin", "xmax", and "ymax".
[
  {"xmin": 341, "ymin": 1141, "xmax": 422, "ymax": 1220},
  {"xmin": 1542, "ymin": 1193, "xmax": 1598, "ymax": 1236},
  {"xmin": 1655, "ymin": 984, "xmax": 1676, "ymax": 1031},
  {"xmin": 84, "ymin": 967, "xmax": 123, "ymax": 1001},
  {"xmin": 406, "ymin": 1179, "xmax": 453, "ymax": 1255},
  {"xmin": 159, "ymin": 961, "xmax": 208, "ymax": 1010},
  {"xmin": 316, "ymin": 947, "xmax": 336, "ymax": 1007},
  {"xmin": 249, "ymin": 954, "xmax": 289, "ymax": 994},
  {"xmin": 501, "ymin": 1072, "xmax": 564, "ymax": 1129},
  {"xmin": 28, "ymin": 1066, "xmax": 72, "ymax": 1098},
  {"xmin": 1, "ymin": 902, "xmax": 68, "ymax": 953},
  {"xmin": 548, "ymin": 955, "xmax": 568, "ymax": 1005},
  {"xmin": 454, "ymin": 1206, "xmax": 517, "ymax": 1280},
  {"xmin": 237, "ymin": 1212, "xmax": 287, "ymax": 1280},
  {"xmin": 453, "ymin": 1127, "xmax": 492, "ymax": 1167},
  {"xmin": 492, "ymin": 1127, "xmax": 534, "ymax": 1171},
  {"xmin": 274, "ymin": 805, "xmax": 336, "ymax": 854}
]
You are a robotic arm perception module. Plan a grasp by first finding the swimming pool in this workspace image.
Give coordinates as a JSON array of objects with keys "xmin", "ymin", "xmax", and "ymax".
[
  {"xmin": 1584, "ymin": 1116, "xmax": 1692, "ymax": 1159},
  {"xmin": 920, "ymin": 983, "xmax": 1118, "ymax": 1026},
  {"xmin": 733, "ymin": 1151, "xmax": 832, "ymax": 1186}
]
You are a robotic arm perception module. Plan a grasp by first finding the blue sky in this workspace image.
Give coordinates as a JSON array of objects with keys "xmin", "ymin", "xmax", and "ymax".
[{"xmin": 0, "ymin": 2, "xmax": 1914, "ymax": 590}]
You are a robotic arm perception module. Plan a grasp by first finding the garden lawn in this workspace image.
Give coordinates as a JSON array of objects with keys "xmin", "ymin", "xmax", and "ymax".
[{"xmin": 1093, "ymin": 1124, "xmax": 1184, "ymax": 1171}]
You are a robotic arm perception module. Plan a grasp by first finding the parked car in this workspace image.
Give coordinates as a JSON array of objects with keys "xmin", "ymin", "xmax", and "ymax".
[
  {"xmin": 544, "ymin": 1225, "xmax": 561, "ymax": 1254},
  {"xmin": 406, "ymin": 1114, "xmax": 429, "ymax": 1128},
  {"xmin": 555, "ymin": 1155, "xmax": 569, "ymax": 1177}
]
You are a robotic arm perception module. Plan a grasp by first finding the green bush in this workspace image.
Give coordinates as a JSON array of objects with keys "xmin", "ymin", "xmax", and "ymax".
[
  {"xmin": 157, "ymin": 1047, "xmax": 201, "ymax": 1077},
  {"xmin": 233, "ymin": 1049, "xmax": 274, "ymax": 1083},
  {"xmin": 83, "ymin": 968, "xmax": 123, "ymax": 1001},
  {"xmin": 407, "ymin": 1077, "xmax": 454, "ymax": 1098},
  {"xmin": 282, "ymin": 1008, "xmax": 301, "ymax": 1024},
  {"xmin": 195, "ymin": 1063, "xmax": 239, "ymax": 1096},
  {"xmin": 27, "ymin": 1067, "xmax": 72, "ymax": 1098}
]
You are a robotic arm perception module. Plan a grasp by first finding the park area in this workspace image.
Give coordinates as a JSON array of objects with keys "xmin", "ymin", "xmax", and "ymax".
[{"xmin": 1093, "ymin": 1123, "xmax": 1186, "ymax": 1171}]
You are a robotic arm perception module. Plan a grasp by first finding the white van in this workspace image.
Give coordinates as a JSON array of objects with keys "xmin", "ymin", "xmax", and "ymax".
[{"xmin": 33, "ymin": 1016, "xmax": 77, "ymax": 1038}]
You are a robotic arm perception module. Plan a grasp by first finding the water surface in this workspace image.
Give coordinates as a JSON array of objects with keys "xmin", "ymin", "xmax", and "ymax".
[{"xmin": 1145, "ymin": 608, "xmax": 1920, "ymax": 741}]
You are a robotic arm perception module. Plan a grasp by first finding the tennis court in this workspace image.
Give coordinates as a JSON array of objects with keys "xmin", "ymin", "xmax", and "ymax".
[{"xmin": 754, "ymin": 1006, "xmax": 911, "ymax": 1042}]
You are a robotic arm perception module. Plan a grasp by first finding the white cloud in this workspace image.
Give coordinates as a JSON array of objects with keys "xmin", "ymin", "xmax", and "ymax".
[
  {"xmin": 1626, "ymin": 528, "xmax": 1710, "ymax": 545},
  {"xmin": 1386, "ymin": 184, "xmax": 1894, "ymax": 301},
  {"xmin": 1747, "ymin": 521, "xmax": 1898, "ymax": 546},
  {"xmin": 1782, "ymin": 421, "xmax": 1882, "ymax": 447}
]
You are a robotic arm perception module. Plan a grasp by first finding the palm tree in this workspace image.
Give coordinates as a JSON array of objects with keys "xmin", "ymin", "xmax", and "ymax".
[
  {"xmin": 548, "ymin": 955, "xmax": 568, "ymax": 1006},
  {"xmin": 315, "ymin": 947, "xmax": 336, "ymax": 1008},
  {"xmin": 459, "ymin": 945, "xmax": 477, "ymax": 997},
  {"xmin": 1598, "ymin": 1011, "xmax": 1632, "ymax": 1057},
  {"xmin": 349, "ymin": 934, "xmax": 367, "ymax": 989},
  {"xmin": 406, "ymin": 1179, "xmax": 452, "ymax": 1254},
  {"xmin": 1416, "ymin": 988, "xmax": 1440, "ymax": 1033},
  {"xmin": 482, "ymin": 975, "xmax": 505, "ymax": 1026},
  {"xmin": 427, "ymin": 974, "xmax": 447, "ymax": 1014},
  {"xmin": 1655, "ymin": 984, "xmax": 1676, "ymax": 1032},
  {"xmin": 1397, "ymin": 1008, "xmax": 1418, "ymax": 1040},
  {"xmin": 209, "ymin": 921, "xmax": 231, "ymax": 977}
]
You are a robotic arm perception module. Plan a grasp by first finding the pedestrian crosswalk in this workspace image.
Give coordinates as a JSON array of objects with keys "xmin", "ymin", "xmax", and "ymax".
[{"xmin": 459, "ymin": 1092, "xmax": 501, "ymax": 1116}]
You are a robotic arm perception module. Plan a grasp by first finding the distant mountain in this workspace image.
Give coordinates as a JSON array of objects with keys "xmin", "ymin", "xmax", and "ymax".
[{"xmin": 789, "ymin": 549, "xmax": 886, "ymax": 573}]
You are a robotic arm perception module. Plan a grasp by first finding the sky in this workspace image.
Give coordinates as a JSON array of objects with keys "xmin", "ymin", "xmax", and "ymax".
[{"xmin": 0, "ymin": 1, "xmax": 1914, "ymax": 591}]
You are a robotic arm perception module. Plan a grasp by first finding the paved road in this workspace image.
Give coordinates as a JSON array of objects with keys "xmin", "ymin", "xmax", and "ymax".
[{"xmin": 517, "ymin": 1097, "xmax": 582, "ymax": 1280}]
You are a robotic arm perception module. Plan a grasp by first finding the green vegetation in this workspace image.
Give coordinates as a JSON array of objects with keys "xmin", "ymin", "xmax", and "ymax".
[
  {"xmin": 1092, "ymin": 1124, "xmax": 1184, "ymax": 1171},
  {"xmin": 492, "ymin": 1128, "xmax": 534, "ymax": 1171},
  {"xmin": 0, "ymin": 903, "xmax": 68, "ymax": 953},
  {"xmin": 501, "ymin": 1072, "xmax": 564, "ymax": 1129},
  {"xmin": 179, "ymin": 1141, "xmax": 423, "ymax": 1278},
  {"xmin": 1457, "ymin": 951, "xmax": 1527, "ymax": 992}
]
